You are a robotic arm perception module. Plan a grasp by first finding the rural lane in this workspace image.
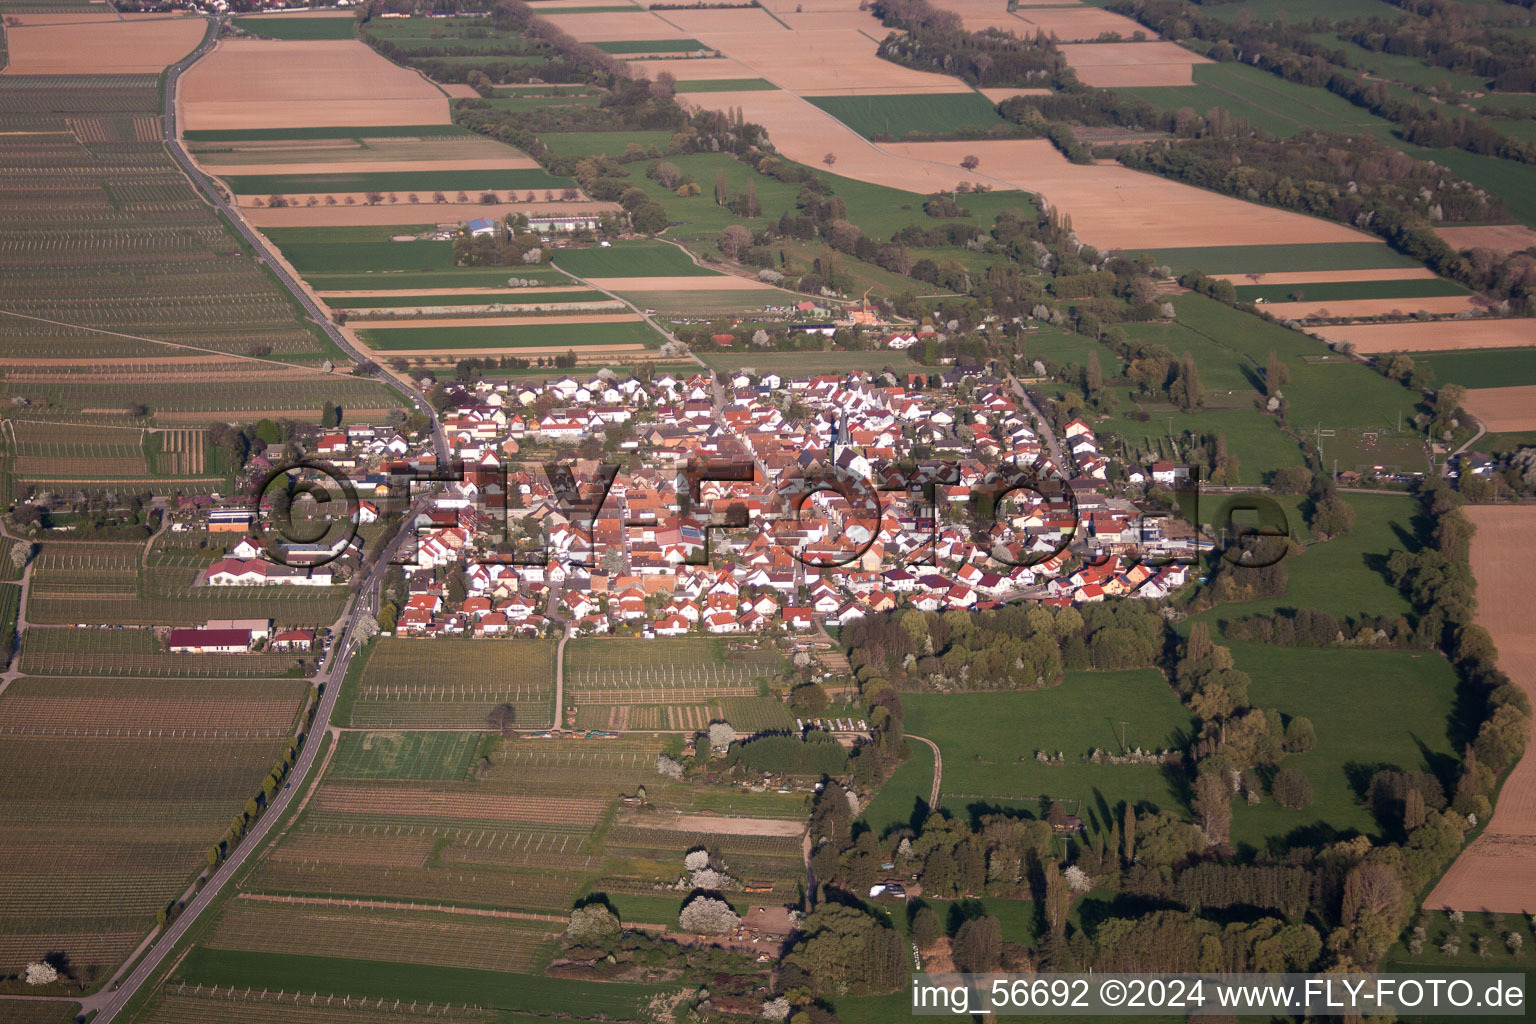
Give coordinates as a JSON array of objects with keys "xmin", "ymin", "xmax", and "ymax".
[
  {"xmin": 906, "ymin": 734, "xmax": 943, "ymax": 810},
  {"xmin": 159, "ymin": 15, "xmax": 447, "ymax": 461},
  {"xmin": 83, "ymin": 22, "xmax": 456, "ymax": 1021},
  {"xmin": 84, "ymin": 510, "xmax": 426, "ymax": 1023}
]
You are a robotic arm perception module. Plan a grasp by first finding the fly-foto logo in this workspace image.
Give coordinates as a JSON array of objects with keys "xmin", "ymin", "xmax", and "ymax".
[{"xmin": 247, "ymin": 455, "xmax": 1293, "ymax": 574}]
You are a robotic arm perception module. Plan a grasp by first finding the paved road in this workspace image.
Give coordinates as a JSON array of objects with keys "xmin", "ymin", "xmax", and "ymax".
[
  {"xmin": 1007, "ymin": 370, "xmax": 1066, "ymax": 471},
  {"xmin": 85, "ymin": 508, "xmax": 426, "ymax": 1023},
  {"xmin": 160, "ymin": 15, "xmax": 447, "ymax": 461},
  {"xmin": 83, "ymin": 21, "xmax": 454, "ymax": 1021}
]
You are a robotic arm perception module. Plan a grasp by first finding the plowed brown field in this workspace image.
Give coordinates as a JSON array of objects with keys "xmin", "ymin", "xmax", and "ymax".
[
  {"xmin": 1, "ymin": 12, "xmax": 206, "ymax": 75},
  {"xmin": 1461, "ymin": 385, "xmax": 1536, "ymax": 433},
  {"xmin": 1425, "ymin": 506, "xmax": 1536, "ymax": 913},
  {"xmin": 1311, "ymin": 319, "xmax": 1536, "ymax": 352}
]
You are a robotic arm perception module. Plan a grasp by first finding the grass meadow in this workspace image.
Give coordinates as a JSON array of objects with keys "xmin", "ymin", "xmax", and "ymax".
[
  {"xmin": 551, "ymin": 240, "xmax": 715, "ymax": 277},
  {"xmin": 1411, "ymin": 348, "xmax": 1536, "ymax": 390},
  {"xmin": 807, "ymin": 92, "xmax": 1007, "ymax": 140},
  {"xmin": 1130, "ymin": 242, "xmax": 1421, "ymax": 276},
  {"xmin": 900, "ymin": 671, "xmax": 1199, "ymax": 832},
  {"xmin": 1118, "ymin": 63, "xmax": 1394, "ymax": 138},
  {"xmin": 223, "ymin": 168, "xmax": 571, "ymax": 196}
]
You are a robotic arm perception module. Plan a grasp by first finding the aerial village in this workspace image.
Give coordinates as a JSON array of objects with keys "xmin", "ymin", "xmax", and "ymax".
[{"xmin": 186, "ymin": 362, "xmax": 1199, "ymax": 648}]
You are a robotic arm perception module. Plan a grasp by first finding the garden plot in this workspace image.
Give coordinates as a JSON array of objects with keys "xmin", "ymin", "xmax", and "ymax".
[
  {"xmin": 1, "ymin": 12, "xmax": 206, "ymax": 74},
  {"xmin": 178, "ymin": 39, "xmax": 449, "ymax": 130}
]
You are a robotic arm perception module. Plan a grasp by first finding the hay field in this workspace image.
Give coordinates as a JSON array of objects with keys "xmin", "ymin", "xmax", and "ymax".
[
  {"xmin": 1425, "ymin": 506, "xmax": 1536, "ymax": 913},
  {"xmin": 1310, "ymin": 319, "xmax": 1536, "ymax": 352},
  {"xmin": 353, "ymin": 313, "xmax": 643, "ymax": 329},
  {"xmin": 1, "ymin": 12, "xmax": 206, "ymax": 74},
  {"xmin": 1056, "ymin": 41, "xmax": 1211, "ymax": 87},
  {"xmin": 1435, "ymin": 224, "xmax": 1536, "ymax": 253},
  {"xmin": 541, "ymin": 10, "xmax": 691, "ymax": 41},
  {"xmin": 1460, "ymin": 385, "xmax": 1536, "ymax": 433},
  {"xmin": 585, "ymin": 275, "xmax": 776, "ymax": 291},
  {"xmin": 179, "ymin": 39, "xmax": 449, "ymax": 130}
]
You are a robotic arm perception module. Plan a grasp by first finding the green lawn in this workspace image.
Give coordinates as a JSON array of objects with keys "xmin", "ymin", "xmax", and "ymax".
[
  {"xmin": 1091, "ymin": 406, "xmax": 1306, "ymax": 485},
  {"xmin": 551, "ymin": 240, "xmax": 714, "ymax": 277},
  {"xmin": 1411, "ymin": 348, "xmax": 1536, "ymax": 390},
  {"xmin": 173, "ymin": 948, "xmax": 660, "ymax": 1017},
  {"xmin": 231, "ymin": 14, "xmax": 355, "ymax": 39},
  {"xmin": 1019, "ymin": 324, "xmax": 1126, "ymax": 376},
  {"xmin": 1233, "ymin": 278, "xmax": 1469, "ymax": 304},
  {"xmin": 222, "ymin": 168, "xmax": 571, "ymax": 196},
  {"xmin": 901, "ymin": 672, "xmax": 1199, "ymax": 831},
  {"xmin": 592, "ymin": 38, "xmax": 706, "ymax": 53},
  {"xmin": 357, "ymin": 319, "xmax": 663, "ymax": 350},
  {"xmin": 1130, "ymin": 242, "xmax": 1421, "ymax": 276},
  {"xmin": 817, "ymin": 171, "xmax": 1038, "ymax": 242},
  {"xmin": 807, "ymin": 92, "xmax": 1007, "ymax": 140}
]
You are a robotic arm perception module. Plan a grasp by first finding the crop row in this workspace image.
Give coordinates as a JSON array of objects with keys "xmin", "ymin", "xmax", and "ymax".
[
  {"xmin": 249, "ymin": 859, "xmax": 586, "ymax": 911},
  {"xmin": 146, "ymin": 986, "xmax": 497, "ymax": 1024}
]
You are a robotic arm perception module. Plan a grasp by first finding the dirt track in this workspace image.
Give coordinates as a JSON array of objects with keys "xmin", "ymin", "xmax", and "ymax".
[{"xmin": 1424, "ymin": 506, "xmax": 1536, "ymax": 913}]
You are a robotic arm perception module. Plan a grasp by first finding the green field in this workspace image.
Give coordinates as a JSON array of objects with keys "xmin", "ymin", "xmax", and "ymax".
[
  {"xmin": 1227, "ymin": 643, "xmax": 1460, "ymax": 851},
  {"xmin": 183, "ymin": 125, "xmax": 475, "ymax": 142},
  {"xmin": 1168, "ymin": 293, "xmax": 1423, "ymax": 437},
  {"xmin": 271, "ymin": 238, "xmax": 455, "ymax": 275},
  {"xmin": 1380, "ymin": 132, "xmax": 1536, "ymax": 228},
  {"xmin": 1118, "ymin": 63, "xmax": 1396, "ymax": 138},
  {"xmin": 592, "ymin": 38, "xmax": 706, "ymax": 53},
  {"xmin": 173, "ymin": 949, "xmax": 660, "ymax": 1017},
  {"xmin": 305, "ymin": 268, "xmax": 563, "ymax": 290},
  {"xmin": 357, "ymin": 319, "xmax": 662, "ymax": 351},
  {"xmin": 697, "ymin": 349, "xmax": 916, "ymax": 376},
  {"xmin": 231, "ymin": 14, "xmax": 356, "ymax": 39},
  {"xmin": 330, "ymin": 731, "xmax": 484, "ymax": 781},
  {"xmin": 1410, "ymin": 348, "xmax": 1536, "ymax": 390},
  {"xmin": 222, "ymin": 168, "xmax": 571, "ymax": 196},
  {"xmin": 537, "ymin": 130, "xmax": 676, "ymax": 158},
  {"xmin": 860, "ymin": 733, "xmax": 934, "ymax": 835},
  {"xmin": 1233, "ymin": 277, "xmax": 1469, "ymax": 304},
  {"xmin": 1019, "ymin": 324, "xmax": 1126, "ymax": 376},
  {"xmin": 674, "ymin": 77, "xmax": 778, "ymax": 92},
  {"xmin": 620, "ymin": 288, "xmax": 790, "ymax": 314},
  {"xmin": 1132, "ymin": 242, "xmax": 1421, "ymax": 276},
  {"xmin": 328, "ymin": 289, "xmax": 610, "ymax": 308},
  {"xmin": 1093, "ymin": 407, "xmax": 1306, "ymax": 485},
  {"xmin": 807, "ymin": 92, "xmax": 1007, "ymax": 140},
  {"xmin": 551, "ymin": 240, "xmax": 714, "ymax": 277},
  {"xmin": 901, "ymin": 671, "xmax": 1199, "ymax": 830}
]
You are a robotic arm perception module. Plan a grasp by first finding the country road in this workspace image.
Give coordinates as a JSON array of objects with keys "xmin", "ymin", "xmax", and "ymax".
[
  {"xmin": 160, "ymin": 15, "xmax": 448, "ymax": 462},
  {"xmin": 80, "ymin": 18, "xmax": 453, "ymax": 1021},
  {"xmin": 907, "ymin": 735, "xmax": 944, "ymax": 809}
]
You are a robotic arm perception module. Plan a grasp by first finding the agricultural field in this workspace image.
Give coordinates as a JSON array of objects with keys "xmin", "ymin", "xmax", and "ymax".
[
  {"xmin": 550, "ymin": 240, "xmax": 715, "ymax": 278},
  {"xmin": 571, "ymin": 695, "xmax": 794, "ymax": 733},
  {"xmin": 1130, "ymin": 242, "xmax": 1422, "ymax": 277},
  {"xmin": 230, "ymin": 13, "xmax": 357, "ymax": 41},
  {"xmin": 1410, "ymin": 348, "xmax": 1536, "ymax": 390},
  {"xmin": 330, "ymin": 731, "xmax": 485, "ymax": 781},
  {"xmin": 563, "ymin": 636, "xmax": 785, "ymax": 703},
  {"xmin": 345, "ymin": 638, "xmax": 556, "ymax": 729},
  {"xmin": 354, "ymin": 319, "xmax": 663, "ymax": 356},
  {"xmin": 19, "ymin": 627, "xmax": 306, "ymax": 678},
  {"xmin": 1117, "ymin": 62, "xmax": 1395, "ymax": 138},
  {"xmin": 900, "ymin": 671, "xmax": 1200, "ymax": 827},
  {"xmin": 806, "ymin": 92, "xmax": 1007, "ymax": 140},
  {"xmin": 0, "ymin": 678, "xmax": 306, "ymax": 986},
  {"xmin": 1427, "ymin": 506, "xmax": 1536, "ymax": 913}
]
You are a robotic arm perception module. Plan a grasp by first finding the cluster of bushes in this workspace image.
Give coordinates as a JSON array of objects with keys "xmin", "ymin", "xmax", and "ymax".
[
  {"xmin": 1224, "ymin": 607, "xmax": 1420, "ymax": 649},
  {"xmin": 871, "ymin": 0, "xmax": 1069, "ymax": 88}
]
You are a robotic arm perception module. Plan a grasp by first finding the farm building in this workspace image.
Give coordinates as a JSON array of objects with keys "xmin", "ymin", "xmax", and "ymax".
[
  {"xmin": 207, "ymin": 508, "xmax": 255, "ymax": 533},
  {"xmin": 526, "ymin": 214, "xmax": 602, "ymax": 233},
  {"xmin": 203, "ymin": 557, "xmax": 334, "ymax": 587},
  {"xmin": 465, "ymin": 217, "xmax": 501, "ymax": 238},
  {"xmin": 269, "ymin": 628, "xmax": 315, "ymax": 651},
  {"xmin": 205, "ymin": 617, "xmax": 271, "ymax": 640},
  {"xmin": 168, "ymin": 628, "xmax": 253, "ymax": 654}
]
